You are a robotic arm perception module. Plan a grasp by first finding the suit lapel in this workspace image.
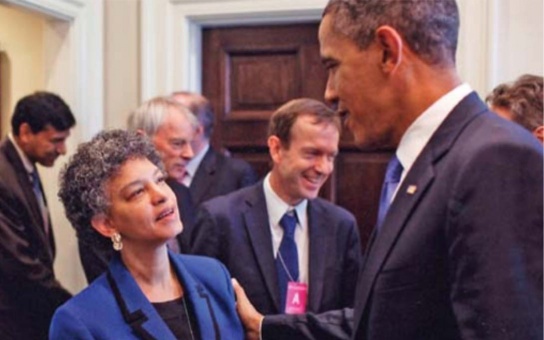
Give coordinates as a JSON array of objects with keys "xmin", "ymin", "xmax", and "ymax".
[
  {"xmin": 243, "ymin": 184, "xmax": 282, "ymax": 312},
  {"xmin": 353, "ymin": 92, "xmax": 488, "ymax": 332},
  {"xmin": 170, "ymin": 254, "xmax": 221, "ymax": 340},
  {"xmin": 190, "ymin": 148, "xmax": 216, "ymax": 204},
  {"xmin": 3, "ymin": 140, "xmax": 53, "ymax": 258},
  {"xmin": 353, "ymin": 153, "xmax": 436, "ymax": 329},
  {"xmin": 307, "ymin": 200, "xmax": 328, "ymax": 312},
  {"xmin": 107, "ymin": 256, "xmax": 175, "ymax": 340}
]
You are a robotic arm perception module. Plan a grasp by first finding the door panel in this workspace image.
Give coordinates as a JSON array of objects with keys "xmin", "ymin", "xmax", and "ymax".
[{"xmin": 202, "ymin": 23, "xmax": 392, "ymax": 251}]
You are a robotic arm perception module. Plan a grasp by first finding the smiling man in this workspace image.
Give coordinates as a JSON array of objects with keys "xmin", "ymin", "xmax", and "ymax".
[
  {"xmin": 190, "ymin": 98, "xmax": 361, "ymax": 317},
  {"xmin": 0, "ymin": 91, "xmax": 75, "ymax": 339}
]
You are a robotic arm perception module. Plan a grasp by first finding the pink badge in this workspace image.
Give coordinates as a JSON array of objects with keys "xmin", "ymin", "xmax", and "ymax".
[{"xmin": 285, "ymin": 282, "xmax": 308, "ymax": 314}]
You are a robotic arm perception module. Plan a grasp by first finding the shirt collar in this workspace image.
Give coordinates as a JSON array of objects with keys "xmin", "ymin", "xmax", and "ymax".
[
  {"xmin": 185, "ymin": 143, "xmax": 209, "ymax": 178},
  {"xmin": 8, "ymin": 133, "xmax": 35, "ymax": 174},
  {"xmin": 263, "ymin": 173, "xmax": 307, "ymax": 229},
  {"xmin": 397, "ymin": 83, "xmax": 472, "ymax": 178}
]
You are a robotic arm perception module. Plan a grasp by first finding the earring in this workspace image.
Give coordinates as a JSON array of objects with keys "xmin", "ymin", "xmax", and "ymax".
[{"xmin": 111, "ymin": 232, "xmax": 123, "ymax": 251}]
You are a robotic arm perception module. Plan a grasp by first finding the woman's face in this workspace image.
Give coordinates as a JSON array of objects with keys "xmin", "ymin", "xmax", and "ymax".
[{"xmin": 101, "ymin": 157, "xmax": 182, "ymax": 249}]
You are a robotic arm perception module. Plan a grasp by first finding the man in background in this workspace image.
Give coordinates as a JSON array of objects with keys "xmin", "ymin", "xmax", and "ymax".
[
  {"xmin": 191, "ymin": 98, "xmax": 361, "ymax": 317},
  {"xmin": 486, "ymin": 74, "xmax": 543, "ymax": 142},
  {"xmin": 0, "ymin": 91, "xmax": 75, "ymax": 339},
  {"xmin": 78, "ymin": 96, "xmax": 197, "ymax": 282},
  {"xmin": 171, "ymin": 91, "xmax": 258, "ymax": 206},
  {"xmin": 234, "ymin": 1, "xmax": 543, "ymax": 339}
]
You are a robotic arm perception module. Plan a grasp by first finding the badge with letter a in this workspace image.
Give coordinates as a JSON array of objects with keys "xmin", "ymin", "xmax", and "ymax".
[{"xmin": 285, "ymin": 282, "xmax": 307, "ymax": 314}]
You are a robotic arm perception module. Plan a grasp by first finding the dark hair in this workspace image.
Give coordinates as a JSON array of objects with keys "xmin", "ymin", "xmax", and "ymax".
[
  {"xmin": 171, "ymin": 92, "xmax": 215, "ymax": 138},
  {"xmin": 323, "ymin": 0, "xmax": 460, "ymax": 66},
  {"xmin": 268, "ymin": 98, "xmax": 341, "ymax": 148},
  {"xmin": 486, "ymin": 74, "xmax": 544, "ymax": 132},
  {"xmin": 11, "ymin": 91, "xmax": 76, "ymax": 135},
  {"xmin": 59, "ymin": 129, "xmax": 163, "ymax": 247}
]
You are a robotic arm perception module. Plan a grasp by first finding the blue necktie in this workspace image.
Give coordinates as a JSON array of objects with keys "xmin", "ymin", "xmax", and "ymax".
[
  {"xmin": 376, "ymin": 155, "xmax": 403, "ymax": 230},
  {"xmin": 275, "ymin": 210, "xmax": 299, "ymax": 312},
  {"xmin": 30, "ymin": 170, "xmax": 49, "ymax": 234}
]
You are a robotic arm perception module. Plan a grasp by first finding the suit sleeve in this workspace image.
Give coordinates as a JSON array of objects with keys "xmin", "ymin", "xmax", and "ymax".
[
  {"xmin": 448, "ymin": 142, "xmax": 543, "ymax": 339},
  {"xmin": 340, "ymin": 218, "xmax": 362, "ymax": 307},
  {"xmin": 262, "ymin": 308, "xmax": 354, "ymax": 340},
  {"xmin": 0, "ymin": 189, "xmax": 72, "ymax": 318}
]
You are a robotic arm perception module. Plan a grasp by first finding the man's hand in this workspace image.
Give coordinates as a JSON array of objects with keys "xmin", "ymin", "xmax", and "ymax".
[{"xmin": 232, "ymin": 278, "xmax": 264, "ymax": 340}]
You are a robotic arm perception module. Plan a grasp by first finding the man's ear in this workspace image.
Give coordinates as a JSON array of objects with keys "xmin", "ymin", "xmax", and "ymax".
[
  {"xmin": 195, "ymin": 124, "xmax": 204, "ymax": 137},
  {"xmin": 18, "ymin": 123, "xmax": 33, "ymax": 142},
  {"xmin": 91, "ymin": 213, "xmax": 116, "ymax": 238},
  {"xmin": 267, "ymin": 135, "xmax": 283, "ymax": 164},
  {"xmin": 533, "ymin": 126, "xmax": 544, "ymax": 143},
  {"xmin": 375, "ymin": 25, "xmax": 403, "ymax": 73}
]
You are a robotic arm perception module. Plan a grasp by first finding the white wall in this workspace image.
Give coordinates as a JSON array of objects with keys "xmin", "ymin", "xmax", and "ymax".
[
  {"xmin": 104, "ymin": 0, "xmax": 140, "ymax": 129},
  {"xmin": 492, "ymin": 0, "xmax": 543, "ymax": 86}
]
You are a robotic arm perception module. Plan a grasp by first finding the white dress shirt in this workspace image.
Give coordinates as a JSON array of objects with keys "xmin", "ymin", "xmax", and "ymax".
[
  {"xmin": 263, "ymin": 173, "xmax": 309, "ymax": 286},
  {"xmin": 393, "ymin": 83, "xmax": 472, "ymax": 200}
]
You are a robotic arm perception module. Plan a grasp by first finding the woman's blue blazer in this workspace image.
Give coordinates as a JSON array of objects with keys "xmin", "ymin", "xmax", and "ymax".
[{"xmin": 50, "ymin": 252, "xmax": 243, "ymax": 339}]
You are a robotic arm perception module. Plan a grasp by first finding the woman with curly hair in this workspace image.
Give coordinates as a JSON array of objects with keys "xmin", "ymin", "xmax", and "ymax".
[{"xmin": 50, "ymin": 129, "xmax": 242, "ymax": 339}]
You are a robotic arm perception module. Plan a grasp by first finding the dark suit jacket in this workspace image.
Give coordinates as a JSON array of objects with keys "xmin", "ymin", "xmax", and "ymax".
[
  {"xmin": 78, "ymin": 178, "xmax": 196, "ymax": 283},
  {"xmin": 49, "ymin": 253, "xmax": 243, "ymax": 339},
  {"xmin": 0, "ymin": 138, "xmax": 72, "ymax": 340},
  {"xmin": 263, "ymin": 93, "xmax": 543, "ymax": 340},
  {"xmin": 190, "ymin": 182, "xmax": 361, "ymax": 315},
  {"xmin": 353, "ymin": 92, "xmax": 543, "ymax": 340},
  {"xmin": 189, "ymin": 147, "xmax": 258, "ymax": 207}
]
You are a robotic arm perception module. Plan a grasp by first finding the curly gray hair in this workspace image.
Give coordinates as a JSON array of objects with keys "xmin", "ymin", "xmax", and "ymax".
[{"xmin": 58, "ymin": 129, "xmax": 163, "ymax": 245}]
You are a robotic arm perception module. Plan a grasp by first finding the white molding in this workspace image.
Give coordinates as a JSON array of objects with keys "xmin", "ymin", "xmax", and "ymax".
[
  {"xmin": 141, "ymin": 0, "xmax": 326, "ymax": 99},
  {"xmin": 0, "ymin": 0, "xmax": 84, "ymax": 20}
]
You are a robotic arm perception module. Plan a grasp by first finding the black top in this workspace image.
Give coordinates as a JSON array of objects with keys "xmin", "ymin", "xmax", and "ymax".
[{"xmin": 152, "ymin": 297, "xmax": 201, "ymax": 340}]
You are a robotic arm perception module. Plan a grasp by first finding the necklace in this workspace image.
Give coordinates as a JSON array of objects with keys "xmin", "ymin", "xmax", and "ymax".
[{"xmin": 182, "ymin": 297, "xmax": 195, "ymax": 340}]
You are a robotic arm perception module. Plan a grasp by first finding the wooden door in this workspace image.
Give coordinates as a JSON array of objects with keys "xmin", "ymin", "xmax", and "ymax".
[{"xmin": 202, "ymin": 23, "xmax": 392, "ymax": 250}]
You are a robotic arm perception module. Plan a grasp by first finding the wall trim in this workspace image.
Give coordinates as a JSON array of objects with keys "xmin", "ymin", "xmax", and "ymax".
[{"xmin": 140, "ymin": 0, "xmax": 326, "ymax": 100}]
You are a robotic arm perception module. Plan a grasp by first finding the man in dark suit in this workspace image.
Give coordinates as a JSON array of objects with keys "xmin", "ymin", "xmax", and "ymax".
[
  {"xmin": 170, "ymin": 91, "xmax": 258, "ymax": 206},
  {"xmin": 191, "ymin": 98, "xmax": 361, "ymax": 316},
  {"xmin": 78, "ymin": 96, "xmax": 197, "ymax": 282},
  {"xmin": 234, "ymin": 1, "xmax": 543, "ymax": 339},
  {"xmin": 0, "ymin": 91, "xmax": 76, "ymax": 339}
]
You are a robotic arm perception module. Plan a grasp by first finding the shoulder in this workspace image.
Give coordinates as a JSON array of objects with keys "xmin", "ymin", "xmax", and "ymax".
[
  {"xmin": 210, "ymin": 148, "xmax": 254, "ymax": 172},
  {"xmin": 0, "ymin": 140, "xmax": 16, "ymax": 180},
  {"xmin": 310, "ymin": 197, "xmax": 357, "ymax": 222},
  {"xmin": 54, "ymin": 274, "xmax": 115, "ymax": 316},
  {"xmin": 173, "ymin": 254, "xmax": 230, "ymax": 282},
  {"xmin": 448, "ymin": 111, "xmax": 542, "ymax": 174},
  {"xmin": 200, "ymin": 182, "xmax": 262, "ymax": 212}
]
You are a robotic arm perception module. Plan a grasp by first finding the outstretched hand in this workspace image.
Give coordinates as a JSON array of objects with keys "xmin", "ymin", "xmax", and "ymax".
[{"xmin": 232, "ymin": 278, "xmax": 264, "ymax": 340}]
